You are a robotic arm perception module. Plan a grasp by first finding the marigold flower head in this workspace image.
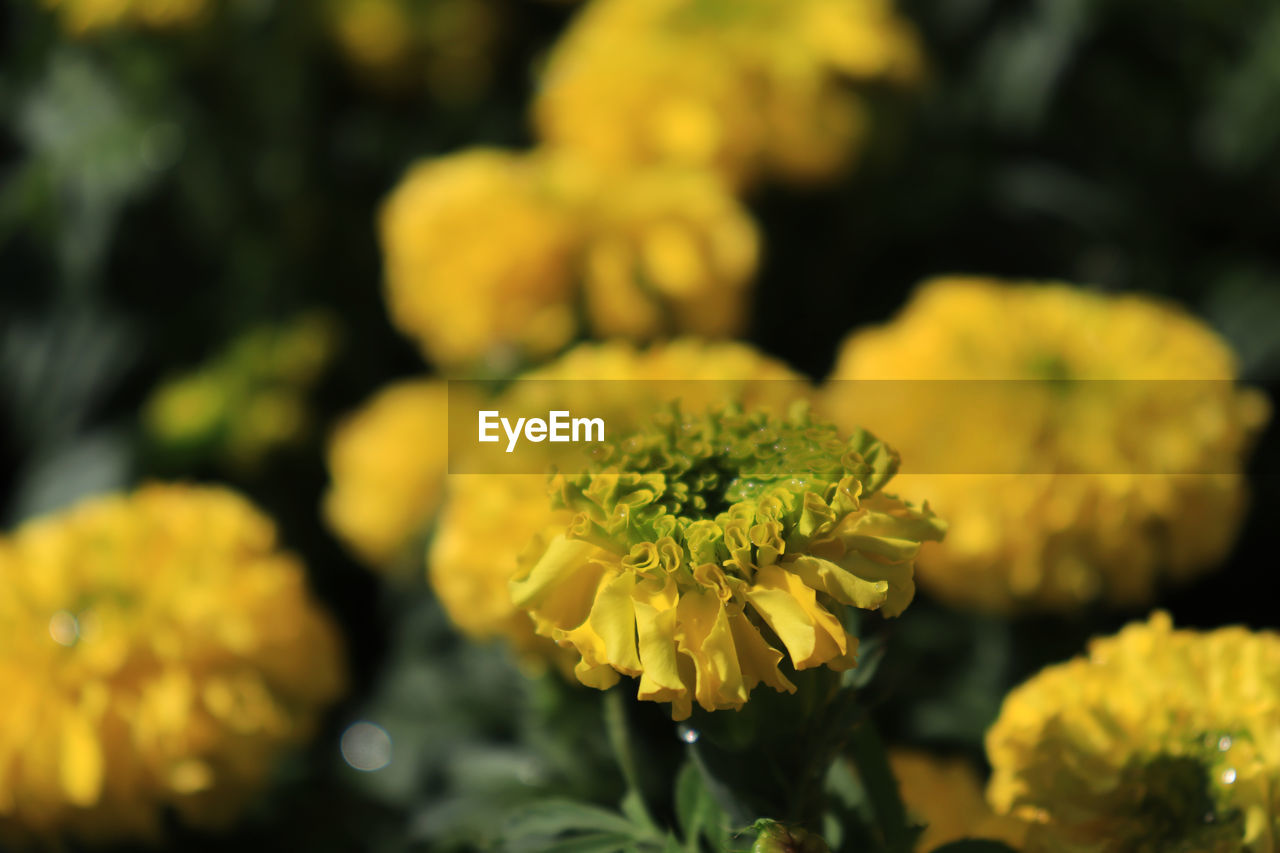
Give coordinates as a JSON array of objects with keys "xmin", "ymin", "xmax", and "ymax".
[
  {"xmin": 823, "ymin": 277, "xmax": 1269, "ymax": 613},
  {"xmin": 41, "ymin": 0, "xmax": 207, "ymax": 33},
  {"xmin": 509, "ymin": 404, "xmax": 944, "ymax": 719},
  {"xmin": 380, "ymin": 149, "xmax": 582, "ymax": 371},
  {"xmin": 324, "ymin": 379, "xmax": 449, "ymax": 569},
  {"xmin": 533, "ymin": 0, "xmax": 923, "ymax": 187},
  {"xmin": 986, "ymin": 612, "xmax": 1280, "ymax": 852},
  {"xmin": 581, "ymin": 167, "xmax": 758, "ymax": 341},
  {"xmin": 429, "ymin": 339, "xmax": 811, "ymax": 668},
  {"xmin": 0, "ymin": 484, "xmax": 345, "ymax": 845},
  {"xmin": 889, "ymin": 750, "xmax": 1027, "ymax": 851}
]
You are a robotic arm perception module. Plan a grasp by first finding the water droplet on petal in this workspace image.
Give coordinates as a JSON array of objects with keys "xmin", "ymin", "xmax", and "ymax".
[
  {"xmin": 677, "ymin": 724, "xmax": 700, "ymax": 744},
  {"xmin": 1218, "ymin": 735, "xmax": 1233, "ymax": 752},
  {"xmin": 1222, "ymin": 768, "xmax": 1237, "ymax": 785}
]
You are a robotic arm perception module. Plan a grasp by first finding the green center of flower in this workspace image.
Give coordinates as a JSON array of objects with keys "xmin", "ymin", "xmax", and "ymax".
[{"xmin": 551, "ymin": 404, "xmax": 899, "ymax": 578}]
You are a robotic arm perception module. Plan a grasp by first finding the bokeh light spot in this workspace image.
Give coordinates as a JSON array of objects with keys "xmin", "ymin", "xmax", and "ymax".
[{"xmin": 340, "ymin": 721, "xmax": 392, "ymax": 772}]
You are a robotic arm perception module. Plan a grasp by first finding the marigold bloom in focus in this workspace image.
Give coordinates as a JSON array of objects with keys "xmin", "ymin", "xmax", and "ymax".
[
  {"xmin": 889, "ymin": 750, "xmax": 1027, "ymax": 851},
  {"xmin": 823, "ymin": 277, "xmax": 1269, "ymax": 613},
  {"xmin": 324, "ymin": 379, "xmax": 449, "ymax": 569},
  {"xmin": 380, "ymin": 149, "xmax": 582, "ymax": 371},
  {"xmin": 986, "ymin": 612, "xmax": 1280, "ymax": 852},
  {"xmin": 533, "ymin": 0, "xmax": 923, "ymax": 187},
  {"xmin": 429, "ymin": 340, "xmax": 811, "ymax": 668},
  {"xmin": 41, "ymin": 0, "xmax": 207, "ymax": 33},
  {"xmin": 0, "ymin": 485, "xmax": 345, "ymax": 844},
  {"xmin": 509, "ymin": 404, "xmax": 944, "ymax": 719}
]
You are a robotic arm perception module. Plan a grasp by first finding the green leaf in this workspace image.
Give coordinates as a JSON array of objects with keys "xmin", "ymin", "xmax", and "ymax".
[
  {"xmin": 503, "ymin": 799, "xmax": 647, "ymax": 841},
  {"xmin": 675, "ymin": 759, "xmax": 732, "ymax": 851},
  {"xmin": 534, "ymin": 832, "xmax": 650, "ymax": 853},
  {"xmin": 845, "ymin": 722, "xmax": 919, "ymax": 853}
]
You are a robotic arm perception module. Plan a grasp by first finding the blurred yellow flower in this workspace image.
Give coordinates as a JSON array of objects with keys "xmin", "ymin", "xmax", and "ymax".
[
  {"xmin": 889, "ymin": 750, "xmax": 1026, "ymax": 851},
  {"xmin": 380, "ymin": 147, "xmax": 763, "ymax": 367},
  {"xmin": 380, "ymin": 149, "xmax": 582, "ymax": 372},
  {"xmin": 533, "ymin": 0, "xmax": 923, "ymax": 187},
  {"xmin": 325, "ymin": 0, "xmax": 502, "ymax": 101},
  {"xmin": 823, "ymin": 277, "xmax": 1269, "ymax": 613},
  {"xmin": 41, "ymin": 0, "xmax": 207, "ymax": 33},
  {"xmin": 144, "ymin": 312, "xmax": 337, "ymax": 471},
  {"xmin": 581, "ymin": 167, "xmax": 758, "ymax": 341},
  {"xmin": 0, "ymin": 484, "xmax": 345, "ymax": 845},
  {"xmin": 324, "ymin": 379, "xmax": 450, "ymax": 570},
  {"xmin": 429, "ymin": 339, "xmax": 812, "ymax": 668},
  {"xmin": 510, "ymin": 405, "xmax": 944, "ymax": 719},
  {"xmin": 986, "ymin": 612, "xmax": 1280, "ymax": 852}
]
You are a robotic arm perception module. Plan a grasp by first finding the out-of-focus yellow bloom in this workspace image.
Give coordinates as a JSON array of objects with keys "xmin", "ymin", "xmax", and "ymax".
[
  {"xmin": 889, "ymin": 750, "xmax": 1026, "ymax": 851},
  {"xmin": 534, "ymin": 0, "xmax": 923, "ymax": 187},
  {"xmin": 324, "ymin": 379, "xmax": 449, "ymax": 570},
  {"xmin": 429, "ymin": 339, "xmax": 811, "ymax": 668},
  {"xmin": 986, "ymin": 612, "xmax": 1280, "ymax": 852},
  {"xmin": 41, "ymin": 0, "xmax": 206, "ymax": 34},
  {"xmin": 380, "ymin": 148, "xmax": 763, "ymax": 367},
  {"xmin": 143, "ymin": 312, "xmax": 337, "ymax": 471},
  {"xmin": 0, "ymin": 485, "xmax": 345, "ymax": 845},
  {"xmin": 823, "ymin": 277, "xmax": 1269, "ymax": 613},
  {"xmin": 510, "ymin": 405, "xmax": 944, "ymax": 719},
  {"xmin": 581, "ymin": 167, "xmax": 758, "ymax": 341},
  {"xmin": 325, "ymin": 0, "xmax": 502, "ymax": 101},
  {"xmin": 380, "ymin": 149, "xmax": 582, "ymax": 372}
]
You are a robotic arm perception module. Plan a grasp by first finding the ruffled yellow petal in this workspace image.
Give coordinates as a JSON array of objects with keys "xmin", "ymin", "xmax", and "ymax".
[{"xmin": 746, "ymin": 565, "xmax": 853, "ymax": 670}]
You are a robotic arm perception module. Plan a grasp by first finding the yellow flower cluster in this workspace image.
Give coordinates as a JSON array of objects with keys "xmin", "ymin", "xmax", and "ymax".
[
  {"xmin": 823, "ymin": 277, "xmax": 1268, "ymax": 613},
  {"xmin": 324, "ymin": 379, "xmax": 450, "ymax": 570},
  {"xmin": 508, "ymin": 404, "xmax": 944, "ymax": 720},
  {"xmin": 534, "ymin": 0, "xmax": 924, "ymax": 188},
  {"xmin": 41, "ymin": 0, "xmax": 207, "ymax": 33},
  {"xmin": 0, "ymin": 485, "xmax": 345, "ymax": 845},
  {"xmin": 986, "ymin": 612, "xmax": 1280, "ymax": 852},
  {"xmin": 144, "ymin": 313, "xmax": 338, "ymax": 471},
  {"xmin": 324, "ymin": 0, "xmax": 501, "ymax": 101},
  {"xmin": 380, "ymin": 150, "xmax": 759, "ymax": 371},
  {"xmin": 427, "ymin": 339, "xmax": 812, "ymax": 668},
  {"xmin": 889, "ymin": 750, "xmax": 1026, "ymax": 851}
]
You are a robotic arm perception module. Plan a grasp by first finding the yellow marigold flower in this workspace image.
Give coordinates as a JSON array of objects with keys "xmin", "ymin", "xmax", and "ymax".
[
  {"xmin": 0, "ymin": 484, "xmax": 345, "ymax": 845},
  {"xmin": 144, "ymin": 312, "xmax": 337, "ymax": 470},
  {"xmin": 533, "ymin": 0, "xmax": 923, "ymax": 187},
  {"xmin": 324, "ymin": 379, "xmax": 449, "ymax": 569},
  {"xmin": 429, "ymin": 339, "xmax": 812, "ymax": 668},
  {"xmin": 581, "ymin": 167, "xmax": 758, "ymax": 341},
  {"xmin": 986, "ymin": 612, "xmax": 1280, "ymax": 852},
  {"xmin": 889, "ymin": 750, "xmax": 1027, "ymax": 851},
  {"xmin": 823, "ymin": 277, "xmax": 1269, "ymax": 613},
  {"xmin": 509, "ymin": 404, "xmax": 944, "ymax": 719},
  {"xmin": 41, "ymin": 0, "xmax": 207, "ymax": 33},
  {"xmin": 324, "ymin": 0, "xmax": 502, "ymax": 101},
  {"xmin": 380, "ymin": 149, "xmax": 582, "ymax": 371}
]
